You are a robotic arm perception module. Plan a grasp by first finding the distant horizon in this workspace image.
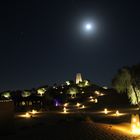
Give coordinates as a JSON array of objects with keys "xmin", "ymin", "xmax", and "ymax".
[
  {"xmin": 0, "ymin": 73, "xmax": 111, "ymax": 92},
  {"xmin": 1, "ymin": 62, "xmax": 139, "ymax": 92}
]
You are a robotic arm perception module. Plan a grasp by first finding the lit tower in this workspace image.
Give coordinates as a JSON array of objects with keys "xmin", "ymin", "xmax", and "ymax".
[{"xmin": 76, "ymin": 73, "xmax": 82, "ymax": 84}]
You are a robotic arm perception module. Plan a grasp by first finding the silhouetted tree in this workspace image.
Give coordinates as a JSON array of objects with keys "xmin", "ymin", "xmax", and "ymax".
[{"xmin": 112, "ymin": 65, "xmax": 140, "ymax": 108}]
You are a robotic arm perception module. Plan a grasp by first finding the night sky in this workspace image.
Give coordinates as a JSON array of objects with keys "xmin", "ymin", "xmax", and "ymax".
[{"xmin": 0, "ymin": 0, "xmax": 140, "ymax": 91}]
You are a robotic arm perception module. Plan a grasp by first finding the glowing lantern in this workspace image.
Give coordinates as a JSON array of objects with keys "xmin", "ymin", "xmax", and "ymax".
[
  {"xmin": 31, "ymin": 109, "xmax": 37, "ymax": 114},
  {"xmin": 76, "ymin": 103, "xmax": 81, "ymax": 107},
  {"xmin": 21, "ymin": 101, "xmax": 26, "ymax": 106},
  {"xmin": 25, "ymin": 112, "xmax": 31, "ymax": 118},
  {"xmin": 64, "ymin": 103, "xmax": 68, "ymax": 107},
  {"xmin": 63, "ymin": 107, "xmax": 67, "ymax": 113},
  {"xmin": 95, "ymin": 99, "xmax": 98, "ymax": 103},
  {"xmin": 100, "ymin": 93, "xmax": 104, "ymax": 96},
  {"xmin": 82, "ymin": 105, "xmax": 85, "ymax": 109},
  {"xmin": 90, "ymin": 99, "xmax": 94, "ymax": 102},
  {"xmin": 95, "ymin": 91, "xmax": 100, "ymax": 95},
  {"xmin": 116, "ymin": 110, "xmax": 120, "ymax": 116},
  {"xmin": 89, "ymin": 96, "xmax": 93, "ymax": 99},
  {"xmin": 131, "ymin": 114, "xmax": 140, "ymax": 134},
  {"xmin": 104, "ymin": 108, "xmax": 108, "ymax": 114}
]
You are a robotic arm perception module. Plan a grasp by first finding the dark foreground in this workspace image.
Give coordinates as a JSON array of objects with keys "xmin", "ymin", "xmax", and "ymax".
[{"xmin": 0, "ymin": 110, "xmax": 140, "ymax": 140}]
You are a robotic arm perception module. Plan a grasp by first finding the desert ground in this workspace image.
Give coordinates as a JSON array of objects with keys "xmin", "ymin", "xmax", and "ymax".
[{"xmin": 0, "ymin": 107, "xmax": 140, "ymax": 140}]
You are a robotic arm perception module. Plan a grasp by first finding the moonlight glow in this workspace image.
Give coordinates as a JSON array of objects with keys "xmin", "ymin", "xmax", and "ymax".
[
  {"xmin": 85, "ymin": 23, "xmax": 92, "ymax": 30},
  {"xmin": 83, "ymin": 22, "xmax": 95, "ymax": 32},
  {"xmin": 80, "ymin": 21, "xmax": 96, "ymax": 36}
]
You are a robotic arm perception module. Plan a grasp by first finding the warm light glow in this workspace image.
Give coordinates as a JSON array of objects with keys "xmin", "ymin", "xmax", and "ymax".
[
  {"xmin": 85, "ymin": 80, "xmax": 89, "ymax": 86},
  {"xmin": 138, "ymin": 122, "xmax": 140, "ymax": 126},
  {"xmin": 113, "ymin": 124, "xmax": 132, "ymax": 136},
  {"xmin": 95, "ymin": 91, "xmax": 104, "ymax": 96},
  {"xmin": 63, "ymin": 107, "xmax": 67, "ymax": 113},
  {"xmin": 66, "ymin": 81, "xmax": 70, "ymax": 85},
  {"xmin": 64, "ymin": 103, "xmax": 69, "ymax": 107},
  {"xmin": 90, "ymin": 99, "xmax": 94, "ymax": 102},
  {"xmin": 76, "ymin": 103, "xmax": 81, "ymax": 107},
  {"xmin": 82, "ymin": 105, "xmax": 85, "ymax": 109},
  {"xmin": 104, "ymin": 108, "xmax": 108, "ymax": 114},
  {"xmin": 131, "ymin": 124, "xmax": 140, "ymax": 134},
  {"xmin": 21, "ymin": 101, "xmax": 26, "ymax": 106},
  {"xmin": 25, "ymin": 112, "xmax": 31, "ymax": 118},
  {"xmin": 76, "ymin": 73, "xmax": 82, "ymax": 84},
  {"xmin": 95, "ymin": 99, "xmax": 98, "ymax": 103},
  {"xmin": 131, "ymin": 114, "xmax": 140, "ymax": 134},
  {"xmin": 133, "ymin": 118, "xmax": 136, "ymax": 123},
  {"xmin": 116, "ymin": 110, "xmax": 120, "ymax": 116},
  {"xmin": 109, "ymin": 113, "xmax": 126, "ymax": 117},
  {"xmin": 89, "ymin": 96, "xmax": 93, "ymax": 99},
  {"xmin": 100, "ymin": 93, "xmax": 104, "ymax": 96},
  {"xmin": 31, "ymin": 109, "xmax": 37, "ymax": 114},
  {"xmin": 95, "ymin": 91, "xmax": 100, "ymax": 95}
]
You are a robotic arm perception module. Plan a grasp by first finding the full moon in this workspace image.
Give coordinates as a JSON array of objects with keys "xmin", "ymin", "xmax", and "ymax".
[
  {"xmin": 80, "ymin": 20, "xmax": 96, "ymax": 36},
  {"xmin": 85, "ymin": 23, "xmax": 92, "ymax": 30}
]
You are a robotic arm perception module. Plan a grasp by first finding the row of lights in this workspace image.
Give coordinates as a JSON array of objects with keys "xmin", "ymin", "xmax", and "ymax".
[
  {"xmin": 63, "ymin": 102, "xmax": 86, "ymax": 113},
  {"xmin": 89, "ymin": 96, "xmax": 98, "ymax": 103},
  {"xmin": 64, "ymin": 102, "xmax": 85, "ymax": 108},
  {"xmin": 103, "ymin": 109, "xmax": 140, "ymax": 134},
  {"xmin": 104, "ymin": 108, "xmax": 120, "ymax": 116},
  {"xmin": 24, "ymin": 109, "xmax": 38, "ymax": 118},
  {"xmin": 22, "ymin": 107, "xmax": 140, "ymax": 135}
]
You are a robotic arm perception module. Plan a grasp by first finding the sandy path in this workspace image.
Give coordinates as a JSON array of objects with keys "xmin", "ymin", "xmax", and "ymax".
[{"xmin": 0, "ymin": 118, "xmax": 136, "ymax": 140}]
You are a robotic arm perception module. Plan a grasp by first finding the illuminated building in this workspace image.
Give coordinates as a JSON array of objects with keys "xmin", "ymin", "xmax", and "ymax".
[{"xmin": 76, "ymin": 73, "xmax": 82, "ymax": 84}]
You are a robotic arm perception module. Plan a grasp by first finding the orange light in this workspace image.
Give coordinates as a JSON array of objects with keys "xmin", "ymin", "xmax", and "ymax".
[
  {"xmin": 131, "ymin": 114, "xmax": 140, "ymax": 134},
  {"xmin": 76, "ymin": 103, "xmax": 81, "ymax": 107},
  {"xmin": 25, "ymin": 112, "xmax": 31, "ymax": 118},
  {"xmin": 116, "ymin": 110, "xmax": 120, "ymax": 116},
  {"xmin": 104, "ymin": 108, "xmax": 108, "ymax": 114},
  {"xmin": 63, "ymin": 107, "xmax": 67, "ymax": 113},
  {"xmin": 31, "ymin": 109, "xmax": 37, "ymax": 114},
  {"xmin": 82, "ymin": 105, "xmax": 85, "ymax": 109}
]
